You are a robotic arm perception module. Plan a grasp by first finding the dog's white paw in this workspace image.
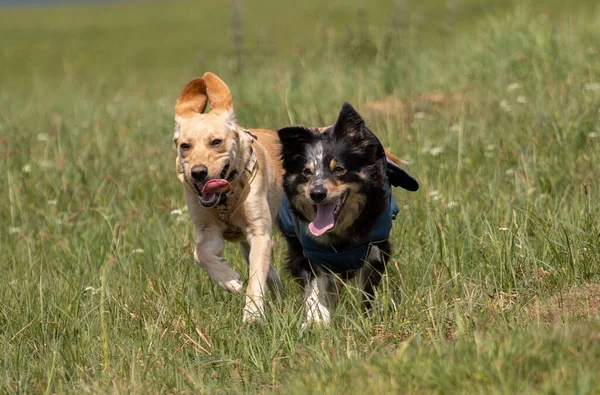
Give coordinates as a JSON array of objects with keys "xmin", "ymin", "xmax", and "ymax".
[
  {"xmin": 242, "ymin": 308, "xmax": 265, "ymax": 324},
  {"xmin": 218, "ymin": 279, "xmax": 244, "ymax": 294}
]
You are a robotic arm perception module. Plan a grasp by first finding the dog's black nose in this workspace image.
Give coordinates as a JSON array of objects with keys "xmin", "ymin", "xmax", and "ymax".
[
  {"xmin": 191, "ymin": 165, "xmax": 208, "ymax": 181},
  {"xmin": 310, "ymin": 186, "xmax": 327, "ymax": 203}
]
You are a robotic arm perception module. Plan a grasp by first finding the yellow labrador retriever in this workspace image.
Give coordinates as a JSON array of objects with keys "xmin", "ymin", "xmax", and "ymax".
[{"xmin": 173, "ymin": 72, "xmax": 283, "ymax": 322}]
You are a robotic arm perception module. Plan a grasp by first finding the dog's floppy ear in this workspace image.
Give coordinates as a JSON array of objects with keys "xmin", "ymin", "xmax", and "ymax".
[
  {"xmin": 175, "ymin": 78, "xmax": 208, "ymax": 117},
  {"xmin": 203, "ymin": 72, "xmax": 233, "ymax": 115},
  {"xmin": 386, "ymin": 158, "xmax": 419, "ymax": 191},
  {"xmin": 384, "ymin": 148, "xmax": 419, "ymax": 191}
]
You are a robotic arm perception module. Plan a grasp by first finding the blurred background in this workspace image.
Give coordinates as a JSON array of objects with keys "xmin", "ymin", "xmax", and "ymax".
[
  {"xmin": 1, "ymin": 0, "xmax": 596, "ymax": 92},
  {"xmin": 2, "ymin": 0, "xmax": 598, "ymax": 130}
]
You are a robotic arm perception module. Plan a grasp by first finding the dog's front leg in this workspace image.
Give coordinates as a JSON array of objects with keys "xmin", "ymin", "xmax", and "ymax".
[
  {"xmin": 243, "ymin": 230, "xmax": 272, "ymax": 323},
  {"xmin": 303, "ymin": 271, "xmax": 339, "ymax": 328},
  {"xmin": 194, "ymin": 230, "xmax": 243, "ymax": 294}
]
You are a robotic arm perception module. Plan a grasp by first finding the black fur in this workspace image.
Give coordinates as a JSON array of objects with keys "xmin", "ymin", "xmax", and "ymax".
[
  {"xmin": 277, "ymin": 102, "xmax": 410, "ymax": 309},
  {"xmin": 386, "ymin": 158, "xmax": 420, "ymax": 191},
  {"xmin": 279, "ymin": 105, "xmax": 388, "ymax": 245},
  {"xmin": 362, "ymin": 239, "xmax": 391, "ymax": 310}
]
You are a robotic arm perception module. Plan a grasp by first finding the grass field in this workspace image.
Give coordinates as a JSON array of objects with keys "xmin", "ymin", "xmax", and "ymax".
[{"xmin": 1, "ymin": 0, "xmax": 600, "ymax": 393}]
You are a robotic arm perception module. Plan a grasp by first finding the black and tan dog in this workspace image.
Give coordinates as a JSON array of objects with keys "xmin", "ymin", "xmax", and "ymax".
[
  {"xmin": 277, "ymin": 102, "xmax": 419, "ymax": 326},
  {"xmin": 174, "ymin": 72, "xmax": 283, "ymax": 322}
]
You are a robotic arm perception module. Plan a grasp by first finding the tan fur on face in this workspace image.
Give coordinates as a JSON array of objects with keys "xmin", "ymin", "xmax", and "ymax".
[
  {"xmin": 176, "ymin": 112, "xmax": 240, "ymax": 182},
  {"xmin": 330, "ymin": 183, "xmax": 365, "ymax": 237},
  {"xmin": 329, "ymin": 159, "xmax": 338, "ymax": 172},
  {"xmin": 318, "ymin": 179, "xmax": 346, "ymax": 201},
  {"xmin": 293, "ymin": 177, "xmax": 366, "ymax": 243}
]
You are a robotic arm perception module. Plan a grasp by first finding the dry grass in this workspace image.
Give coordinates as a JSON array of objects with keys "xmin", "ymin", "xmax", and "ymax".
[{"xmin": 527, "ymin": 283, "xmax": 600, "ymax": 324}]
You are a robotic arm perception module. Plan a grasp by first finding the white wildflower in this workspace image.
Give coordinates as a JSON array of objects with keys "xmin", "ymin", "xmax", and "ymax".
[
  {"xmin": 8, "ymin": 227, "xmax": 21, "ymax": 234},
  {"xmin": 485, "ymin": 144, "xmax": 496, "ymax": 151},
  {"xmin": 84, "ymin": 286, "xmax": 100, "ymax": 295},
  {"xmin": 588, "ymin": 132, "xmax": 598, "ymax": 138},
  {"xmin": 447, "ymin": 201, "xmax": 459, "ymax": 209},
  {"xmin": 505, "ymin": 169, "xmax": 515, "ymax": 175},
  {"xmin": 170, "ymin": 209, "xmax": 183, "ymax": 216},
  {"xmin": 37, "ymin": 133, "xmax": 49, "ymax": 142},
  {"xmin": 132, "ymin": 248, "xmax": 145, "ymax": 254},
  {"xmin": 414, "ymin": 112, "xmax": 426, "ymax": 119},
  {"xmin": 428, "ymin": 190, "xmax": 442, "ymax": 201},
  {"xmin": 47, "ymin": 199, "xmax": 58, "ymax": 206},
  {"xmin": 506, "ymin": 83, "xmax": 522, "ymax": 92},
  {"xmin": 429, "ymin": 147, "xmax": 444, "ymax": 156},
  {"xmin": 584, "ymin": 82, "xmax": 600, "ymax": 92},
  {"xmin": 499, "ymin": 100, "xmax": 512, "ymax": 113},
  {"xmin": 498, "ymin": 227, "xmax": 509, "ymax": 231},
  {"xmin": 22, "ymin": 164, "xmax": 32, "ymax": 173},
  {"xmin": 516, "ymin": 95, "xmax": 527, "ymax": 104}
]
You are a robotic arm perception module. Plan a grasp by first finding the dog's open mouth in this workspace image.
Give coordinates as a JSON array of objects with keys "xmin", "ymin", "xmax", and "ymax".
[
  {"xmin": 308, "ymin": 191, "xmax": 349, "ymax": 237},
  {"xmin": 194, "ymin": 164, "xmax": 232, "ymax": 207},
  {"xmin": 196, "ymin": 179, "xmax": 231, "ymax": 206}
]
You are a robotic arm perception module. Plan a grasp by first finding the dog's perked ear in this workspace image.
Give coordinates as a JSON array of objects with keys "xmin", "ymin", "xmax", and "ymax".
[
  {"xmin": 332, "ymin": 102, "xmax": 365, "ymax": 138},
  {"xmin": 332, "ymin": 102, "xmax": 386, "ymax": 160},
  {"xmin": 175, "ymin": 78, "xmax": 208, "ymax": 118},
  {"xmin": 203, "ymin": 72, "xmax": 234, "ymax": 115},
  {"xmin": 386, "ymin": 158, "xmax": 419, "ymax": 191}
]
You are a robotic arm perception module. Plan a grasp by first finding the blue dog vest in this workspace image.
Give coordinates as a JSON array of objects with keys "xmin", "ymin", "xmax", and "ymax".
[{"xmin": 278, "ymin": 180, "xmax": 399, "ymax": 273}]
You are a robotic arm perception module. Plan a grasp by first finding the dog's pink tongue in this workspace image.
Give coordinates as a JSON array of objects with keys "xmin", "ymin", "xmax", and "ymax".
[
  {"xmin": 202, "ymin": 179, "xmax": 231, "ymax": 195},
  {"xmin": 308, "ymin": 202, "xmax": 336, "ymax": 236}
]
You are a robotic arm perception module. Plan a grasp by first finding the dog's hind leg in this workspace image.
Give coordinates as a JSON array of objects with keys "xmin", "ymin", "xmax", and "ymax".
[{"xmin": 239, "ymin": 241, "xmax": 283, "ymax": 292}]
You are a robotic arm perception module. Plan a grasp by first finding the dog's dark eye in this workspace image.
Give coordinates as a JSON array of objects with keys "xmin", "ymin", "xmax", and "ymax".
[
  {"xmin": 211, "ymin": 139, "xmax": 223, "ymax": 147},
  {"xmin": 180, "ymin": 143, "xmax": 191, "ymax": 151},
  {"xmin": 302, "ymin": 168, "xmax": 313, "ymax": 176},
  {"xmin": 333, "ymin": 166, "xmax": 346, "ymax": 174}
]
